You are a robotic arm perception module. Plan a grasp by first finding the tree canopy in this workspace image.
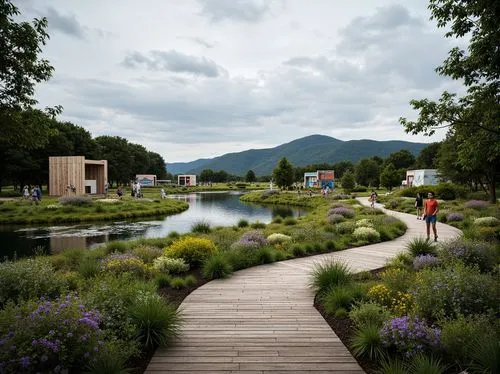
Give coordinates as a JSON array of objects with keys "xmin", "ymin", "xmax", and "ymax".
[
  {"xmin": 0, "ymin": 0, "xmax": 62, "ymax": 149},
  {"xmin": 273, "ymin": 157, "xmax": 294, "ymax": 188},
  {"xmin": 400, "ymin": 0, "xmax": 500, "ymax": 202}
]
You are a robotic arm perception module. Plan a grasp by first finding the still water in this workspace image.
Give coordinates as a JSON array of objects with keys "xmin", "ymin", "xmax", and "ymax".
[{"xmin": 0, "ymin": 191, "xmax": 308, "ymax": 259}]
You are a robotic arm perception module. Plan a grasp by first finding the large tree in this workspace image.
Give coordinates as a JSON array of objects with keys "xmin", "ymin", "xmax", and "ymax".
[
  {"xmin": 400, "ymin": 0, "xmax": 500, "ymax": 202},
  {"xmin": 245, "ymin": 169, "xmax": 256, "ymax": 183},
  {"xmin": 415, "ymin": 142, "xmax": 441, "ymax": 169},
  {"xmin": 0, "ymin": 0, "xmax": 61, "ymax": 149},
  {"xmin": 273, "ymin": 157, "xmax": 294, "ymax": 189},
  {"xmin": 380, "ymin": 163, "xmax": 401, "ymax": 191},
  {"xmin": 355, "ymin": 159, "xmax": 380, "ymax": 187}
]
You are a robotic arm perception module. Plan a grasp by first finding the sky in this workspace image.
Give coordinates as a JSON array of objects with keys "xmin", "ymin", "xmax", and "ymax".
[{"xmin": 18, "ymin": 0, "xmax": 462, "ymax": 163}]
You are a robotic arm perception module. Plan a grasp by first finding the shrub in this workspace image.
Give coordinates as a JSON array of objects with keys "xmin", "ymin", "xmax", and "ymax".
[
  {"xmin": 473, "ymin": 216, "xmax": 500, "ymax": 227},
  {"xmin": 231, "ymin": 230, "xmax": 269, "ymax": 251},
  {"xmin": 262, "ymin": 189, "xmax": 279, "ymax": 198},
  {"xmin": 251, "ymin": 221, "xmax": 266, "ymax": 229},
  {"xmin": 202, "ymin": 252, "xmax": 233, "ymax": 279},
  {"xmin": 464, "ymin": 199, "xmax": 489, "ymax": 209},
  {"xmin": 333, "ymin": 194, "xmax": 350, "ymax": 200},
  {"xmin": 165, "ymin": 236, "xmax": 217, "ymax": 266},
  {"xmin": 237, "ymin": 219, "xmax": 249, "ymax": 228},
  {"xmin": 386, "ymin": 252, "xmax": 413, "ymax": 270},
  {"xmin": 440, "ymin": 314, "xmax": 496, "ymax": 368},
  {"xmin": 324, "ymin": 240, "xmax": 336, "ymax": 251},
  {"xmin": 327, "ymin": 214, "xmax": 345, "ymax": 224},
  {"xmin": 132, "ymin": 245, "xmax": 162, "ymax": 264},
  {"xmin": 380, "ymin": 268, "xmax": 413, "ymax": 293},
  {"xmin": 446, "ymin": 212, "xmax": 464, "ymax": 222},
  {"xmin": 152, "ymin": 256, "xmax": 190, "ymax": 274},
  {"xmin": 380, "ymin": 316, "xmax": 442, "ymax": 357},
  {"xmin": 101, "ymin": 252, "xmax": 150, "ymax": 277},
  {"xmin": 407, "ymin": 354, "xmax": 447, "ymax": 374},
  {"xmin": 291, "ymin": 244, "xmax": 306, "ymax": 256},
  {"xmin": 412, "ymin": 255, "xmax": 440, "ymax": 271},
  {"xmin": 0, "ymin": 294, "xmax": 102, "ymax": 373},
  {"xmin": 78, "ymin": 258, "xmax": 100, "ymax": 279},
  {"xmin": 378, "ymin": 357, "xmax": 407, "ymax": 374},
  {"xmin": 282, "ymin": 217, "xmax": 297, "ymax": 226},
  {"xmin": 255, "ymin": 246, "xmax": 275, "ymax": 264},
  {"xmin": 367, "ymin": 284, "xmax": 412, "ymax": 316},
  {"xmin": 58, "ymin": 195, "xmax": 94, "ymax": 206},
  {"xmin": 350, "ymin": 324, "xmax": 385, "ymax": 360},
  {"xmin": 271, "ymin": 216, "xmax": 283, "ymax": 224},
  {"xmin": 411, "ymin": 262, "xmax": 498, "ymax": 320},
  {"xmin": 85, "ymin": 340, "xmax": 134, "ymax": 374},
  {"xmin": 406, "ymin": 237, "xmax": 437, "ymax": 257},
  {"xmin": 329, "ymin": 207, "xmax": 355, "ymax": 218},
  {"xmin": 323, "ymin": 284, "xmax": 361, "ymax": 313},
  {"xmin": 191, "ymin": 220, "xmax": 211, "ymax": 233},
  {"xmin": 105, "ymin": 241, "xmax": 129, "ymax": 254},
  {"xmin": 155, "ymin": 273, "xmax": 171, "ymax": 288},
  {"xmin": 267, "ymin": 233, "xmax": 291, "ymax": 244},
  {"xmin": 309, "ymin": 260, "xmax": 352, "ymax": 297},
  {"xmin": 468, "ymin": 333, "xmax": 500, "ymax": 374},
  {"xmin": 438, "ymin": 238, "xmax": 497, "ymax": 272},
  {"xmin": 352, "ymin": 227, "xmax": 380, "ymax": 242},
  {"xmin": 355, "ymin": 218, "xmax": 374, "ymax": 228},
  {"xmin": 336, "ymin": 221, "xmax": 356, "ymax": 234},
  {"xmin": 128, "ymin": 293, "xmax": 180, "ymax": 348},
  {"xmin": 0, "ymin": 258, "xmax": 66, "ymax": 307},
  {"xmin": 169, "ymin": 277, "xmax": 187, "ymax": 289},
  {"xmin": 349, "ymin": 302, "xmax": 392, "ymax": 329}
]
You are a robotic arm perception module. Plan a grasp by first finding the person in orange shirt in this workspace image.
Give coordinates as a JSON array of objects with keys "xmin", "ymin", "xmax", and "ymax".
[{"xmin": 423, "ymin": 191, "xmax": 439, "ymax": 241}]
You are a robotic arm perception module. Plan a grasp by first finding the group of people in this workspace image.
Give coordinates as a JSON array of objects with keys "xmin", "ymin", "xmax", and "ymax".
[{"xmin": 22, "ymin": 185, "xmax": 42, "ymax": 204}]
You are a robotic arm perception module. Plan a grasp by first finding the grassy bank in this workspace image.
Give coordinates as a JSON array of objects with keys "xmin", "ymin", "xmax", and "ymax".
[
  {"xmin": 0, "ymin": 192, "xmax": 407, "ymax": 373},
  {"xmin": 0, "ymin": 196, "xmax": 188, "ymax": 224}
]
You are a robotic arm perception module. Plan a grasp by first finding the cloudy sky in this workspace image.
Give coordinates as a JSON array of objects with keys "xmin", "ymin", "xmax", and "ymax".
[{"xmin": 19, "ymin": 0, "xmax": 460, "ymax": 163}]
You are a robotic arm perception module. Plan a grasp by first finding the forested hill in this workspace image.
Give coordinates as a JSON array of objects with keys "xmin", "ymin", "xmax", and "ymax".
[{"xmin": 167, "ymin": 135, "xmax": 428, "ymax": 176}]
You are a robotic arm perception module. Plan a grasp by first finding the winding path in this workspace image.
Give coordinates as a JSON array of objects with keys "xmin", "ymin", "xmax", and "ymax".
[{"xmin": 145, "ymin": 198, "xmax": 461, "ymax": 373}]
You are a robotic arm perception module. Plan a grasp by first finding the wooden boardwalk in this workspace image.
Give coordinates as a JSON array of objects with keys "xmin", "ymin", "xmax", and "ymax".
[{"xmin": 146, "ymin": 198, "xmax": 461, "ymax": 373}]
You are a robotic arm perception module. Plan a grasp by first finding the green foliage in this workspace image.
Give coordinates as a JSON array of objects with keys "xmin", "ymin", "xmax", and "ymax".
[
  {"xmin": 406, "ymin": 237, "xmax": 437, "ymax": 257},
  {"xmin": 202, "ymin": 252, "xmax": 233, "ymax": 279},
  {"xmin": 254, "ymin": 246, "xmax": 275, "ymax": 264},
  {"xmin": 355, "ymin": 159, "xmax": 380, "ymax": 187},
  {"xmin": 380, "ymin": 268, "xmax": 414, "ymax": 293},
  {"xmin": 350, "ymin": 324, "xmax": 385, "ymax": 361},
  {"xmin": 273, "ymin": 157, "xmax": 294, "ymax": 188},
  {"xmin": 78, "ymin": 258, "xmax": 100, "ymax": 279},
  {"xmin": 169, "ymin": 277, "xmax": 188, "ymax": 289},
  {"xmin": 380, "ymin": 163, "xmax": 401, "ymax": 191},
  {"xmin": 283, "ymin": 217, "xmax": 297, "ymax": 225},
  {"xmin": 152, "ymin": 256, "xmax": 190, "ymax": 274},
  {"xmin": 59, "ymin": 196, "xmax": 94, "ymax": 206},
  {"xmin": 440, "ymin": 314, "xmax": 496, "ymax": 368},
  {"xmin": 336, "ymin": 221, "xmax": 356, "ymax": 234},
  {"xmin": 245, "ymin": 169, "xmax": 256, "ymax": 182},
  {"xmin": 85, "ymin": 341, "xmax": 133, "ymax": 374},
  {"xmin": 250, "ymin": 221, "xmax": 267, "ymax": 229},
  {"xmin": 340, "ymin": 169, "xmax": 356, "ymax": 193},
  {"xmin": 128, "ymin": 293, "xmax": 180, "ymax": 348},
  {"xmin": 164, "ymin": 236, "xmax": 217, "ymax": 266},
  {"xmin": 309, "ymin": 260, "xmax": 352, "ymax": 298},
  {"xmin": 237, "ymin": 219, "xmax": 249, "ymax": 227},
  {"xmin": 412, "ymin": 262, "xmax": 498, "ymax": 320},
  {"xmin": 349, "ymin": 302, "xmax": 392, "ymax": 329},
  {"xmin": 0, "ymin": 258, "xmax": 66, "ymax": 306},
  {"xmin": 407, "ymin": 354, "xmax": 447, "ymax": 374},
  {"xmin": 468, "ymin": 333, "xmax": 500, "ymax": 374},
  {"xmin": 191, "ymin": 220, "xmax": 211, "ymax": 234},
  {"xmin": 101, "ymin": 253, "xmax": 151, "ymax": 278},
  {"xmin": 323, "ymin": 284, "xmax": 362, "ymax": 314},
  {"xmin": 105, "ymin": 241, "xmax": 130, "ymax": 254},
  {"xmin": 379, "ymin": 357, "xmax": 407, "ymax": 374},
  {"xmin": 132, "ymin": 245, "xmax": 162, "ymax": 264},
  {"xmin": 352, "ymin": 227, "xmax": 380, "ymax": 243},
  {"xmin": 267, "ymin": 233, "xmax": 291, "ymax": 245},
  {"xmin": 438, "ymin": 238, "xmax": 498, "ymax": 272}
]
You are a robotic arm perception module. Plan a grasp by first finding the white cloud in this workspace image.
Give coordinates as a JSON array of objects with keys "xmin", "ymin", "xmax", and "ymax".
[{"xmin": 26, "ymin": 0, "xmax": 457, "ymax": 162}]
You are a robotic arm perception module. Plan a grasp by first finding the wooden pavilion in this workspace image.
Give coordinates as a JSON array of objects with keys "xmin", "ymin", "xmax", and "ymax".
[{"xmin": 48, "ymin": 156, "xmax": 108, "ymax": 196}]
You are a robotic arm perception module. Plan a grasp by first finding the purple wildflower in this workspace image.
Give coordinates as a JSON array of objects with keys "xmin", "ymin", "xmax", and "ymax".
[
  {"xmin": 233, "ymin": 230, "xmax": 269, "ymax": 250},
  {"xmin": 464, "ymin": 200, "xmax": 488, "ymax": 209},
  {"xmin": 20, "ymin": 356, "xmax": 30, "ymax": 368},
  {"xmin": 329, "ymin": 207, "xmax": 355, "ymax": 218},
  {"xmin": 413, "ymin": 255, "xmax": 440, "ymax": 270},
  {"xmin": 446, "ymin": 212, "xmax": 464, "ymax": 222}
]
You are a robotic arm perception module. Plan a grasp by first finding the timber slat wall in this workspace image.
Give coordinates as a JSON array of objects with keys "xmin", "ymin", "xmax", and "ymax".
[
  {"xmin": 49, "ymin": 156, "xmax": 85, "ymax": 196},
  {"xmin": 49, "ymin": 156, "xmax": 108, "ymax": 196}
]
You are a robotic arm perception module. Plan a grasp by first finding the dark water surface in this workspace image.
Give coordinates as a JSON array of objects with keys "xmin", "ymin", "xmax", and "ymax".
[{"xmin": 0, "ymin": 191, "xmax": 308, "ymax": 259}]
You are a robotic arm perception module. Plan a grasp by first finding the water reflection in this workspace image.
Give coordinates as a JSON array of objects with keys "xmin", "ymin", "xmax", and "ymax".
[{"xmin": 0, "ymin": 192, "xmax": 309, "ymax": 259}]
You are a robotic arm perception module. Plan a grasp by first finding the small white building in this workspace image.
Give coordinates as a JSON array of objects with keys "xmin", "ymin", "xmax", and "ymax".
[
  {"xmin": 405, "ymin": 169, "xmax": 439, "ymax": 187},
  {"xmin": 178, "ymin": 175, "xmax": 197, "ymax": 187}
]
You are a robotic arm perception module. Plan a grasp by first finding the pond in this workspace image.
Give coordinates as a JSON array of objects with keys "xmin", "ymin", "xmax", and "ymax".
[{"xmin": 0, "ymin": 191, "xmax": 309, "ymax": 259}]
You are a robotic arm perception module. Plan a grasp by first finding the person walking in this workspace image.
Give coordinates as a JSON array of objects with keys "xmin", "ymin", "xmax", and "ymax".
[
  {"xmin": 23, "ymin": 185, "xmax": 30, "ymax": 199},
  {"xmin": 423, "ymin": 191, "xmax": 439, "ymax": 241},
  {"xmin": 370, "ymin": 190, "xmax": 377, "ymax": 208},
  {"xmin": 415, "ymin": 192, "xmax": 423, "ymax": 219}
]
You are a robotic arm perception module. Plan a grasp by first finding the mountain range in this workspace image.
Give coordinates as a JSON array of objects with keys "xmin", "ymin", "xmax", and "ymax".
[{"xmin": 167, "ymin": 135, "xmax": 428, "ymax": 176}]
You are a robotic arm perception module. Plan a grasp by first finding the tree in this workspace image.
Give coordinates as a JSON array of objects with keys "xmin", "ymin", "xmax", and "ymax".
[
  {"xmin": 415, "ymin": 143, "xmax": 441, "ymax": 169},
  {"xmin": 400, "ymin": 0, "xmax": 500, "ymax": 202},
  {"xmin": 199, "ymin": 169, "xmax": 214, "ymax": 183},
  {"xmin": 94, "ymin": 136, "xmax": 133, "ymax": 185},
  {"xmin": 245, "ymin": 169, "xmax": 256, "ymax": 183},
  {"xmin": 0, "ymin": 1, "xmax": 62, "ymax": 149},
  {"xmin": 355, "ymin": 159, "xmax": 380, "ymax": 187},
  {"xmin": 147, "ymin": 152, "xmax": 167, "ymax": 179},
  {"xmin": 340, "ymin": 169, "xmax": 356, "ymax": 193},
  {"xmin": 384, "ymin": 149, "xmax": 416, "ymax": 170},
  {"xmin": 380, "ymin": 163, "xmax": 401, "ymax": 191},
  {"xmin": 273, "ymin": 157, "xmax": 294, "ymax": 189}
]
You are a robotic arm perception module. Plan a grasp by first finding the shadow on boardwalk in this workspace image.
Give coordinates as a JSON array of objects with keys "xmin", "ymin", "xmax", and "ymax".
[{"xmin": 145, "ymin": 198, "xmax": 462, "ymax": 374}]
